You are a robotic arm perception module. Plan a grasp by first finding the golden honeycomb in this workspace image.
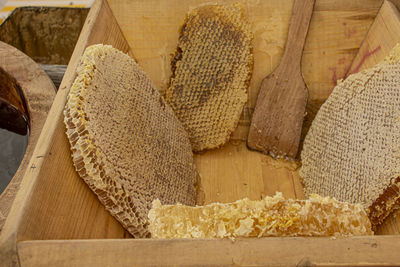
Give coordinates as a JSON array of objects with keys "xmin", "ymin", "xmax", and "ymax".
[
  {"xmin": 300, "ymin": 44, "xmax": 400, "ymax": 229},
  {"xmin": 64, "ymin": 44, "xmax": 198, "ymax": 238},
  {"xmin": 149, "ymin": 192, "xmax": 373, "ymax": 238},
  {"xmin": 165, "ymin": 4, "xmax": 253, "ymax": 152}
]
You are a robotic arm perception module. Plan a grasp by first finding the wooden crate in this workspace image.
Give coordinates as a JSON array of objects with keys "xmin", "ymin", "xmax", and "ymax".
[{"xmin": 1, "ymin": 0, "xmax": 400, "ymax": 265}]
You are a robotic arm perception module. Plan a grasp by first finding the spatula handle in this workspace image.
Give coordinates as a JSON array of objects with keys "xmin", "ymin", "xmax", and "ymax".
[{"xmin": 281, "ymin": 0, "xmax": 315, "ymax": 68}]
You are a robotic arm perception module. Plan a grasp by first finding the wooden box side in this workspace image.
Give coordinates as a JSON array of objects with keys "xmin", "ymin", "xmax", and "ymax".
[
  {"xmin": 0, "ymin": 0, "xmax": 132, "ymax": 265},
  {"xmin": 1, "ymin": 0, "xmax": 400, "ymax": 266},
  {"xmin": 16, "ymin": 236, "xmax": 400, "ymax": 266},
  {"xmin": 13, "ymin": 0, "xmax": 133, "ymax": 241}
]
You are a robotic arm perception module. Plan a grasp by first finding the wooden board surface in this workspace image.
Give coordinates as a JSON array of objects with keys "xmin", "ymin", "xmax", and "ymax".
[
  {"xmin": 108, "ymin": 0, "xmax": 382, "ymax": 142},
  {"xmin": 348, "ymin": 0, "xmax": 400, "ymax": 73},
  {"xmin": 108, "ymin": 0, "xmax": 400, "ymax": 235},
  {"xmin": 1, "ymin": 0, "xmax": 400, "ymax": 266},
  {"xmin": 0, "ymin": 0, "xmax": 392, "ymax": 245},
  {"xmin": 345, "ymin": 0, "xmax": 400, "ymax": 236},
  {"xmin": 106, "ymin": 0, "xmax": 384, "ymax": 208},
  {"xmin": 195, "ymin": 142, "xmax": 304, "ymax": 204},
  {"xmin": 9, "ymin": 0, "xmax": 132, "ymax": 241},
  {"xmin": 1, "ymin": 1, "xmax": 399, "ymax": 264},
  {"xmin": 0, "ymin": 2, "xmax": 131, "ymax": 265},
  {"xmin": 17, "ymin": 236, "xmax": 400, "ymax": 266},
  {"xmin": 0, "ymin": 42, "xmax": 55, "ymax": 231}
]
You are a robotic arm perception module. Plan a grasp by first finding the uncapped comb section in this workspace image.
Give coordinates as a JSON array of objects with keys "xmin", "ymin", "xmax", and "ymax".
[
  {"xmin": 148, "ymin": 192, "xmax": 373, "ymax": 238},
  {"xmin": 300, "ymin": 44, "xmax": 400, "ymax": 230},
  {"xmin": 64, "ymin": 44, "xmax": 198, "ymax": 238},
  {"xmin": 165, "ymin": 4, "xmax": 253, "ymax": 152}
]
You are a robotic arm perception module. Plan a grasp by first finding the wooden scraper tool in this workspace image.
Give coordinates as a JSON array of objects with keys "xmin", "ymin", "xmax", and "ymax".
[{"xmin": 247, "ymin": 0, "xmax": 315, "ymax": 159}]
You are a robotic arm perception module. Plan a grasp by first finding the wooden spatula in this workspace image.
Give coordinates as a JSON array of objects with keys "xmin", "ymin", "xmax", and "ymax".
[{"xmin": 247, "ymin": 0, "xmax": 315, "ymax": 159}]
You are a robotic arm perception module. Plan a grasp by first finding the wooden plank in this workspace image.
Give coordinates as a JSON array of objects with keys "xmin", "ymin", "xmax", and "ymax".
[
  {"xmin": 348, "ymin": 0, "xmax": 400, "ymax": 73},
  {"xmin": 0, "ymin": 1, "xmax": 132, "ymax": 266},
  {"xmin": 300, "ymin": 3, "xmax": 382, "ymax": 145},
  {"xmin": 12, "ymin": 0, "xmax": 132, "ymax": 241},
  {"xmin": 194, "ymin": 142, "xmax": 303, "ymax": 204},
  {"xmin": 345, "ymin": 0, "xmax": 400, "ymax": 235},
  {"xmin": 1, "ymin": 3, "xmax": 397, "ymax": 267},
  {"xmin": 108, "ymin": 0, "xmax": 382, "ymax": 142},
  {"xmin": 107, "ymin": 0, "xmax": 382, "ymax": 208},
  {"xmin": 0, "ymin": 41, "xmax": 55, "ymax": 266},
  {"xmin": 17, "ymin": 236, "xmax": 400, "ymax": 266}
]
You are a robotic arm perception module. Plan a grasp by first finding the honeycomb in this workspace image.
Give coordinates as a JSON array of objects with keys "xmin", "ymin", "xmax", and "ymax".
[
  {"xmin": 165, "ymin": 4, "xmax": 253, "ymax": 152},
  {"xmin": 300, "ymin": 44, "xmax": 400, "ymax": 229},
  {"xmin": 64, "ymin": 44, "xmax": 198, "ymax": 238},
  {"xmin": 148, "ymin": 192, "xmax": 373, "ymax": 238}
]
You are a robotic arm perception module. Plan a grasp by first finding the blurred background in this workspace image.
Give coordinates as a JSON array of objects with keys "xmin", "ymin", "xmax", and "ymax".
[{"xmin": 0, "ymin": 0, "xmax": 93, "ymax": 23}]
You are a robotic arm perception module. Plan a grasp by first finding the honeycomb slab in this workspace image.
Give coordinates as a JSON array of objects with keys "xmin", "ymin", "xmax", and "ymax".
[
  {"xmin": 300, "ymin": 44, "xmax": 400, "ymax": 229},
  {"xmin": 165, "ymin": 4, "xmax": 253, "ymax": 152},
  {"xmin": 64, "ymin": 44, "xmax": 198, "ymax": 238}
]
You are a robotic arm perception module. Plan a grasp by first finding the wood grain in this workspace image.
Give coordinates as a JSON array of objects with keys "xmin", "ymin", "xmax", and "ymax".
[
  {"xmin": 0, "ymin": 1, "xmax": 132, "ymax": 266},
  {"xmin": 103, "ymin": 0, "xmax": 383, "ymax": 206},
  {"xmin": 106, "ymin": 0, "xmax": 384, "ymax": 211},
  {"xmin": 17, "ymin": 236, "xmax": 400, "ymax": 266},
  {"xmin": 347, "ymin": 0, "xmax": 400, "ymax": 74},
  {"xmin": 345, "ymin": 0, "xmax": 400, "ymax": 236},
  {"xmin": 14, "ymin": 0, "xmax": 133, "ymax": 241},
  {"xmin": 248, "ymin": 0, "xmax": 314, "ymax": 158},
  {"xmin": 194, "ymin": 141, "xmax": 304, "ymax": 204},
  {"xmin": 0, "ymin": 42, "xmax": 55, "ymax": 232},
  {"xmin": 1, "ymin": 0, "xmax": 400, "ymax": 266},
  {"xmin": 108, "ymin": 0, "xmax": 382, "ymax": 142}
]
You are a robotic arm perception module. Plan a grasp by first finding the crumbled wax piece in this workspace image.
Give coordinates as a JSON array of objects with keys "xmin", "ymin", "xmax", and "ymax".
[{"xmin": 149, "ymin": 192, "xmax": 373, "ymax": 238}]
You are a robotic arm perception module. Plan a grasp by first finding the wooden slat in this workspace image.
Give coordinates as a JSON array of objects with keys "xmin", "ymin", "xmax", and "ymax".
[
  {"xmin": 13, "ymin": 0, "xmax": 132, "ymax": 241},
  {"xmin": 17, "ymin": 236, "xmax": 400, "ymax": 266},
  {"xmin": 0, "ymin": 1, "xmax": 132, "ymax": 266},
  {"xmin": 0, "ymin": 41, "xmax": 55, "ymax": 265},
  {"xmin": 348, "ymin": 0, "xmax": 400, "ymax": 73},
  {"xmin": 300, "ymin": 2, "xmax": 382, "ymax": 145},
  {"xmin": 2, "ymin": 0, "xmax": 400, "ymax": 266}
]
